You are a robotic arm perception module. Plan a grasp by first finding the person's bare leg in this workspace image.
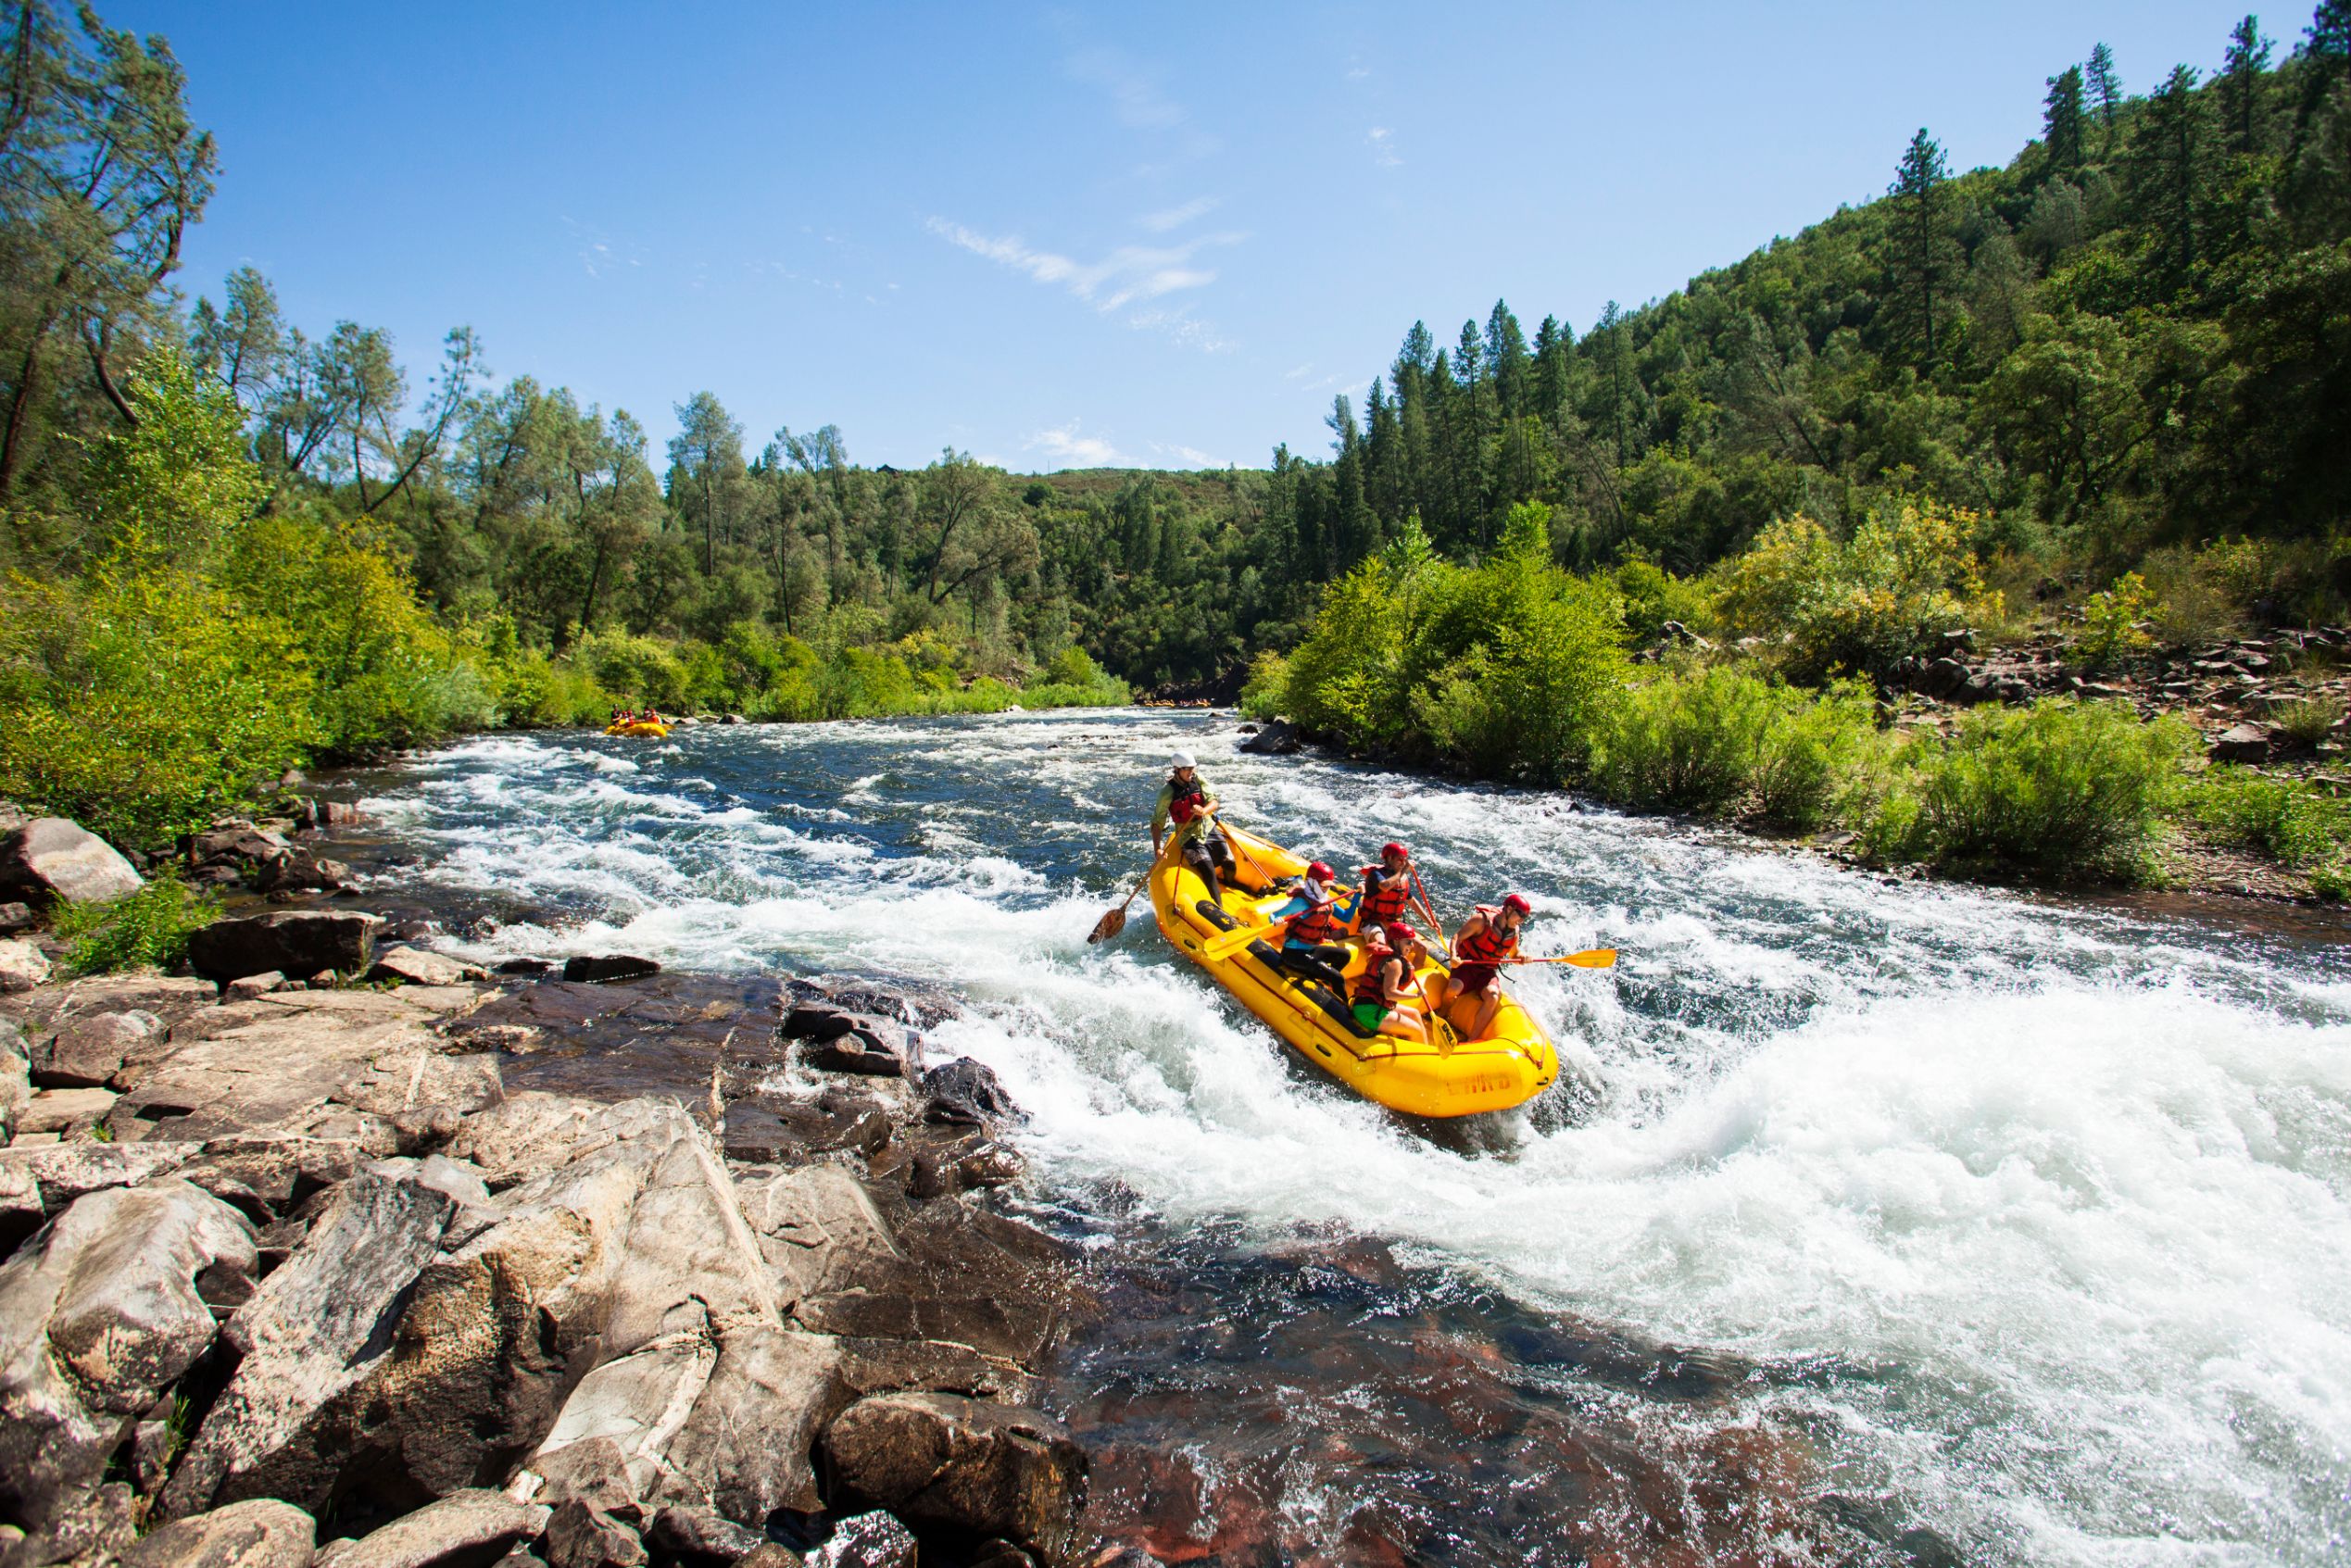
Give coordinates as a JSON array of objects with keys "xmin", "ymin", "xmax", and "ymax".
[
  {"xmin": 1469, "ymin": 989, "xmax": 1503, "ymax": 1041},
  {"xmin": 1379, "ymin": 1010, "xmax": 1427, "ymax": 1044}
]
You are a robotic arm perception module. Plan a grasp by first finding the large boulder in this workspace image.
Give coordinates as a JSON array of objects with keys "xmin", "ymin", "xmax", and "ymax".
[
  {"xmin": 0, "ymin": 817, "xmax": 144, "ymax": 906},
  {"xmin": 189, "ymin": 910, "xmax": 384, "ymax": 984},
  {"xmin": 159, "ymin": 1171, "xmax": 459, "ymax": 1518},
  {"xmin": 918, "ymin": 1060, "xmax": 1018, "ymax": 1127},
  {"xmin": 821, "ymin": 1393, "xmax": 1087, "ymax": 1564},
  {"xmin": 118, "ymin": 1499, "xmax": 318, "ymax": 1568},
  {"xmin": 313, "ymin": 1490, "xmax": 550, "ymax": 1568},
  {"xmin": 0, "ymin": 1180, "xmax": 258, "ymax": 1529},
  {"xmin": 1238, "ymin": 719, "xmax": 1301, "ymax": 756}
]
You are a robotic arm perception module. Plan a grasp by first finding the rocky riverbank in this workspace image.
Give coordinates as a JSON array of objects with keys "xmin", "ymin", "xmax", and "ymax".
[{"xmin": 1, "ymin": 898, "xmax": 1105, "ymax": 1568}]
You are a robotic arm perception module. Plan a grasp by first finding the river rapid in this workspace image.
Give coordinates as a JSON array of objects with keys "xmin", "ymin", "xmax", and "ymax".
[{"xmin": 342, "ymin": 709, "xmax": 2351, "ymax": 1567}]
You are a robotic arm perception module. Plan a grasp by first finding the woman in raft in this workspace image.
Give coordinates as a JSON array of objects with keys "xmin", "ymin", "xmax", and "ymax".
[{"xmin": 1350, "ymin": 922, "xmax": 1432, "ymax": 1044}]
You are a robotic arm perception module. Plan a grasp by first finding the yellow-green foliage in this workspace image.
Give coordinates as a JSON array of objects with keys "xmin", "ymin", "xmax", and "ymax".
[
  {"xmin": 1238, "ymin": 650, "xmax": 1289, "ymax": 720},
  {"xmin": 1874, "ymin": 699, "xmax": 2192, "ymax": 877},
  {"xmin": 2077, "ymin": 571, "xmax": 2154, "ymax": 668},
  {"xmin": 1716, "ymin": 497, "xmax": 2000, "ymax": 680},
  {"xmin": 1281, "ymin": 507, "xmax": 1628, "ymax": 781},
  {"xmin": 52, "ymin": 875, "xmax": 220, "ymax": 975},
  {"xmin": 1613, "ymin": 557, "xmax": 1718, "ymax": 641},
  {"xmin": 2188, "ymin": 767, "xmax": 2351, "ymax": 875}
]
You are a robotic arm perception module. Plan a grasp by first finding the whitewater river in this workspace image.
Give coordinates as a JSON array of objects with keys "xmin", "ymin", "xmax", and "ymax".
[{"xmin": 346, "ymin": 709, "xmax": 2351, "ymax": 1567}]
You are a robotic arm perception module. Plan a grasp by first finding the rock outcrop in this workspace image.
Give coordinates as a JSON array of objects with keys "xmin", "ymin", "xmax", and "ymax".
[
  {"xmin": 188, "ymin": 911, "xmax": 385, "ymax": 985},
  {"xmin": 0, "ymin": 817, "xmax": 144, "ymax": 907}
]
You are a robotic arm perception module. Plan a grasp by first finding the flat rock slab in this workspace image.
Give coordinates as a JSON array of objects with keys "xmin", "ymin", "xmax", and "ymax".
[
  {"xmin": 371, "ymin": 947, "xmax": 477, "ymax": 988},
  {"xmin": 316, "ymin": 1489, "xmax": 551, "ymax": 1568},
  {"xmin": 119, "ymin": 1499, "xmax": 318, "ymax": 1568},
  {"xmin": 448, "ymin": 974, "xmax": 787, "ymax": 1107}
]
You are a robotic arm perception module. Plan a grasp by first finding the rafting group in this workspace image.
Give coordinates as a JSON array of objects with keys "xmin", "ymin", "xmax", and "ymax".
[
  {"xmin": 1094, "ymin": 749, "xmax": 1612, "ymax": 1118},
  {"xmin": 604, "ymin": 708, "xmax": 670, "ymax": 739}
]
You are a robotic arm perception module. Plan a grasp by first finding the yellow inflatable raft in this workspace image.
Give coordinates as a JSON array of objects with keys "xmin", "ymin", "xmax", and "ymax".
[
  {"xmin": 603, "ymin": 720, "xmax": 671, "ymax": 738},
  {"xmin": 1151, "ymin": 822, "xmax": 1559, "ymax": 1118}
]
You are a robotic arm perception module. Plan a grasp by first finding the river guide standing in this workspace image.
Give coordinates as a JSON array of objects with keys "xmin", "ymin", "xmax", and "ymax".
[{"xmin": 1151, "ymin": 750, "xmax": 1239, "ymax": 908}]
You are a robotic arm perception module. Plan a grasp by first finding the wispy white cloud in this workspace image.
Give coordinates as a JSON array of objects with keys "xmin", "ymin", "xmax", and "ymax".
[
  {"xmin": 1064, "ymin": 44, "xmax": 1185, "ymax": 130},
  {"xmin": 1366, "ymin": 127, "xmax": 1401, "ymax": 168},
  {"xmin": 1283, "ymin": 362, "xmax": 1314, "ymax": 381},
  {"xmin": 1125, "ymin": 305, "xmax": 1237, "ymax": 354},
  {"xmin": 1027, "ymin": 420, "xmax": 1129, "ymax": 468},
  {"xmin": 925, "ymin": 217, "xmax": 1240, "ymax": 324},
  {"xmin": 1149, "ymin": 441, "xmax": 1226, "ymax": 469},
  {"xmin": 1139, "ymin": 196, "xmax": 1218, "ymax": 232}
]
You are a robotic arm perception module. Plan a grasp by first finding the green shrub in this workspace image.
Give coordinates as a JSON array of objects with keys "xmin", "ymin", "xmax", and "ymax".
[
  {"xmin": 1238, "ymin": 650, "xmax": 1289, "ymax": 720},
  {"xmin": 1037, "ymin": 645, "xmax": 1103, "ymax": 688},
  {"xmin": 53, "ymin": 876, "xmax": 220, "ymax": 975},
  {"xmin": 2076, "ymin": 571, "xmax": 2155, "ymax": 669},
  {"xmin": 2269, "ymin": 694, "xmax": 2345, "ymax": 750},
  {"xmin": 1887, "ymin": 699, "xmax": 2192, "ymax": 878},
  {"xmin": 1614, "ymin": 558, "xmax": 1718, "ymax": 642},
  {"xmin": 2187, "ymin": 768, "xmax": 2351, "ymax": 867},
  {"xmin": 1587, "ymin": 668, "xmax": 1884, "ymax": 827},
  {"xmin": 1753, "ymin": 680, "xmax": 1887, "ymax": 830}
]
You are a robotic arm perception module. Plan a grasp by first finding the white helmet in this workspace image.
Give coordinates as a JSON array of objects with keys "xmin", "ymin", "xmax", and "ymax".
[{"xmin": 1171, "ymin": 750, "xmax": 1197, "ymax": 769}]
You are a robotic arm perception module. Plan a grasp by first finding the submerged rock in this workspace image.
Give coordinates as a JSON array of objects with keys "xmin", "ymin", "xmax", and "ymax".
[{"xmin": 561, "ymin": 955, "xmax": 660, "ymax": 984}]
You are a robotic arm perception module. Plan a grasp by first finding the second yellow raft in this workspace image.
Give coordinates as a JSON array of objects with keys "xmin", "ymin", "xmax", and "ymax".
[
  {"xmin": 1151, "ymin": 823, "xmax": 1558, "ymax": 1118},
  {"xmin": 604, "ymin": 720, "xmax": 671, "ymax": 738}
]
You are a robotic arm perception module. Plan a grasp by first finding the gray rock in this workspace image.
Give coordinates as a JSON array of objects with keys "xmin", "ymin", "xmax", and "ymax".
[
  {"xmin": 16, "ymin": 1085, "xmax": 116, "ymax": 1135},
  {"xmin": 2211, "ymin": 722, "xmax": 2273, "ymax": 763},
  {"xmin": 370, "ymin": 947, "xmax": 472, "ymax": 988},
  {"xmin": 820, "ymin": 1393, "xmax": 1087, "ymax": 1564},
  {"xmin": 0, "ymin": 936, "xmax": 51, "ymax": 994},
  {"xmin": 655, "ymin": 1324, "xmax": 845, "ymax": 1520},
  {"xmin": 806, "ymin": 1513, "xmax": 914, "ymax": 1568},
  {"xmin": 0, "ymin": 900, "xmax": 32, "ymax": 935},
  {"xmin": 118, "ymin": 1499, "xmax": 318, "ymax": 1568},
  {"xmin": 0, "ymin": 1140, "xmax": 195, "ymax": 1218},
  {"xmin": 314, "ymin": 1490, "xmax": 552, "ymax": 1568},
  {"xmin": 31, "ymin": 1009, "xmax": 162, "ymax": 1089},
  {"xmin": 1238, "ymin": 719, "xmax": 1301, "ymax": 756},
  {"xmin": 737, "ymin": 1165, "xmax": 902, "ymax": 1304},
  {"xmin": 160, "ymin": 1171, "xmax": 459, "ymax": 1517},
  {"xmin": 225, "ymin": 972, "xmax": 288, "ymax": 1001},
  {"xmin": 0, "ymin": 1180, "xmax": 256, "ymax": 1528},
  {"xmin": 0, "ymin": 817, "xmax": 144, "ymax": 906},
  {"xmin": 543, "ymin": 1499, "xmax": 646, "ymax": 1568},
  {"xmin": 919, "ymin": 1060, "xmax": 1019, "ymax": 1127},
  {"xmin": 2, "ymin": 1020, "xmax": 28, "ymax": 1146},
  {"xmin": 646, "ymin": 1507, "xmax": 765, "ymax": 1564},
  {"xmin": 188, "ymin": 911, "xmax": 385, "ymax": 985}
]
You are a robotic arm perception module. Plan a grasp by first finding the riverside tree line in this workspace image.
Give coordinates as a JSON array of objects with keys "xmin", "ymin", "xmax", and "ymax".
[{"xmin": 2, "ymin": 0, "xmax": 2348, "ymax": 898}]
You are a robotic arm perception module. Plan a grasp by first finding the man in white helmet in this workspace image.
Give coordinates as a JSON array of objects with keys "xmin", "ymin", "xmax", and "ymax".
[{"xmin": 1151, "ymin": 749, "xmax": 1238, "ymax": 907}]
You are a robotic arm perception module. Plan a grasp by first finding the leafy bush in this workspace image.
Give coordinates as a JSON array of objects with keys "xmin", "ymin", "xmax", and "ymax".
[
  {"xmin": 1881, "ymin": 699, "xmax": 2191, "ymax": 877},
  {"xmin": 2076, "ymin": 571, "xmax": 2154, "ymax": 669},
  {"xmin": 1613, "ymin": 558, "xmax": 1717, "ymax": 642},
  {"xmin": 1587, "ymin": 667, "xmax": 1884, "ymax": 828},
  {"xmin": 2187, "ymin": 768, "xmax": 2351, "ymax": 868},
  {"xmin": 53, "ymin": 876, "xmax": 220, "ymax": 975},
  {"xmin": 1715, "ymin": 497, "xmax": 2000, "ymax": 681},
  {"xmin": 1238, "ymin": 650, "xmax": 1289, "ymax": 719}
]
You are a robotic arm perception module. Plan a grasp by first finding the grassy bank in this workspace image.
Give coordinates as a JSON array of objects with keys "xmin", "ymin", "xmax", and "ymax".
[
  {"xmin": 1247, "ymin": 501, "xmax": 2351, "ymax": 896},
  {"xmin": 0, "ymin": 355, "xmax": 1124, "ymax": 851}
]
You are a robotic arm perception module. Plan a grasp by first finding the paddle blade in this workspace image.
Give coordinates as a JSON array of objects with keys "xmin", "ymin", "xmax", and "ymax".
[
  {"xmin": 1087, "ymin": 907, "xmax": 1128, "ymax": 945},
  {"xmin": 1561, "ymin": 947, "xmax": 1616, "ymax": 968}
]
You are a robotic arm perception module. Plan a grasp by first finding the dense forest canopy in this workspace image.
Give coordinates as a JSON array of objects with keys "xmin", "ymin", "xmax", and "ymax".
[{"xmin": 2, "ymin": 0, "xmax": 2347, "ymax": 715}]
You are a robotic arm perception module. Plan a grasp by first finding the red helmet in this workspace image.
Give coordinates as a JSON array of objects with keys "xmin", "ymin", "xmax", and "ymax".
[
  {"xmin": 1380, "ymin": 841, "xmax": 1408, "ymax": 860},
  {"xmin": 1502, "ymin": 893, "xmax": 1532, "ymax": 916},
  {"xmin": 1306, "ymin": 860, "xmax": 1334, "ymax": 883},
  {"xmin": 1383, "ymin": 922, "xmax": 1418, "ymax": 950}
]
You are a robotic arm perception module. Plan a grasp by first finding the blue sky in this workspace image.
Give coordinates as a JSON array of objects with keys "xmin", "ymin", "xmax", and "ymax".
[{"xmin": 119, "ymin": 1, "xmax": 2252, "ymax": 472}]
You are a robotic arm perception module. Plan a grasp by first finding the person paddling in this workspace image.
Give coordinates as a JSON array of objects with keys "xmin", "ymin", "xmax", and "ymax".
[
  {"xmin": 1151, "ymin": 750, "xmax": 1239, "ymax": 908},
  {"xmin": 1263, "ymin": 860, "xmax": 1352, "ymax": 993},
  {"xmin": 1345, "ymin": 841, "xmax": 1441, "ymax": 936},
  {"xmin": 1433, "ymin": 893, "xmax": 1529, "ymax": 1041},
  {"xmin": 1351, "ymin": 922, "xmax": 1431, "ymax": 1044}
]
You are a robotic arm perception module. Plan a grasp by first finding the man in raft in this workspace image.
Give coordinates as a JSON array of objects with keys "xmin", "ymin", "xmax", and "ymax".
[
  {"xmin": 1352, "ymin": 922, "xmax": 1431, "ymax": 1044},
  {"xmin": 1343, "ymin": 841, "xmax": 1441, "ymax": 935},
  {"xmin": 1151, "ymin": 750, "xmax": 1239, "ymax": 908},
  {"xmin": 1261, "ymin": 860, "xmax": 1353, "ymax": 993},
  {"xmin": 1431, "ymin": 893, "xmax": 1530, "ymax": 1041}
]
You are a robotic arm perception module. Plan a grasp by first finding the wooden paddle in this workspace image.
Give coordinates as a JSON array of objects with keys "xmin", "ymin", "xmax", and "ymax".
[
  {"xmin": 1087, "ymin": 870, "xmax": 1152, "ymax": 944},
  {"xmin": 1500, "ymin": 948, "xmax": 1617, "ymax": 969}
]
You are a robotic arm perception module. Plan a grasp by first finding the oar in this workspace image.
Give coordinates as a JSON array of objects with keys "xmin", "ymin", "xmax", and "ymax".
[
  {"xmin": 1406, "ymin": 866, "xmax": 1448, "ymax": 945},
  {"xmin": 1087, "ymin": 869, "xmax": 1152, "ymax": 944},
  {"xmin": 1201, "ymin": 918, "xmax": 1282, "ymax": 960},
  {"xmin": 1500, "ymin": 948, "xmax": 1617, "ymax": 969}
]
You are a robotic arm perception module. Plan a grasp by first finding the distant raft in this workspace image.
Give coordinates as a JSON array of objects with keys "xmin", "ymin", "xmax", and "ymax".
[
  {"xmin": 1150, "ymin": 822, "xmax": 1559, "ymax": 1118},
  {"xmin": 603, "ymin": 720, "xmax": 671, "ymax": 738}
]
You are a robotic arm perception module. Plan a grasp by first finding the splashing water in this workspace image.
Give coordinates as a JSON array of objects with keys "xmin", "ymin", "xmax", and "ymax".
[{"xmin": 351, "ymin": 710, "xmax": 2351, "ymax": 1565}]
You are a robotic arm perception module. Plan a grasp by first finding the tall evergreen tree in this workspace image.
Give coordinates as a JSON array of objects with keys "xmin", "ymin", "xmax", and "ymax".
[
  {"xmin": 1484, "ymin": 300, "xmax": 1528, "ymax": 420},
  {"xmin": 2221, "ymin": 16, "xmax": 2273, "ymax": 154},
  {"xmin": 1887, "ymin": 128, "xmax": 1956, "ymax": 364},
  {"xmin": 2135, "ymin": 64, "xmax": 2210, "ymax": 281},
  {"xmin": 1531, "ymin": 314, "xmax": 1574, "ymax": 429},
  {"xmin": 2087, "ymin": 43, "xmax": 2125, "ymax": 145},
  {"xmin": 2043, "ymin": 65, "xmax": 2087, "ymax": 172}
]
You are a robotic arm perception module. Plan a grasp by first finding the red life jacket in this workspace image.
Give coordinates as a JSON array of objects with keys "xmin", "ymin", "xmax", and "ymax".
[
  {"xmin": 1170, "ymin": 773, "xmax": 1208, "ymax": 824},
  {"xmin": 1356, "ymin": 866, "xmax": 1411, "ymax": 925},
  {"xmin": 1456, "ymin": 906, "xmax": 1517, "ymax": 966},
  {"xmin": 1352, "ymin": 948, "xmax": 1403, "ymax": 1005},
  {"xmin": 1286, "ymin": 892, "xmax": 1342, "ymax": 947}
]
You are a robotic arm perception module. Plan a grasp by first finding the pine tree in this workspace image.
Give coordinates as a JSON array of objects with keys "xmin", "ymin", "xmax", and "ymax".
[
  {"xmin": 2135, "ymin": 64, "xmax": 2209, "ymax": 281},
  {"xmin": 1484, "ymin": 300, "xmax": 1528, "ymax": 419},
  {"xmin": 1887, "ymin": 128, "xmax": 1956, "ymax": 364},
  {"xmin": 2087, "ymin": 43, "xmax": 2125, "ymax": 146},
  {"xmin": 2043, "ymin": 65, "xmax": 2087, "ymax": 172},
  {"xmin": 2220, "ymin": 15, "xmax": 2272, "ymax": 154},
  {"xmin": 1532, "ymin": 314, "xmax": 1574, "ymax": 429}
]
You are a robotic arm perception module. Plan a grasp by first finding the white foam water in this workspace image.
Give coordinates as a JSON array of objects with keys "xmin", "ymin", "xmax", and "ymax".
[{"xmin": 359, "ymin": 713, "xmax": 2351, "ymax": 1566}]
